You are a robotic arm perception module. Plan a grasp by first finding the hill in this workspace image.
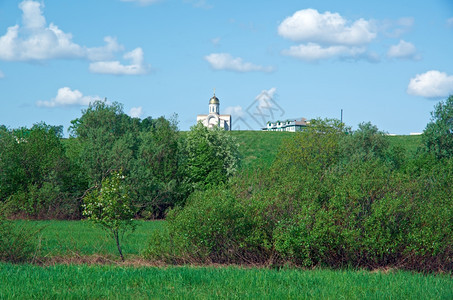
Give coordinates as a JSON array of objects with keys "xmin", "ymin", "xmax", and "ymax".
[{"xmin": 231, "ymin": 131, "xmax": 424, "ymax": 169}]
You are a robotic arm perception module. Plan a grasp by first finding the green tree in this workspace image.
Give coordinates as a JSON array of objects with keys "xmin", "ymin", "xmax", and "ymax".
[
  {"xmin": 69, "ymin": 100, "xmax": 140, "ymax": 186},
  {"xmin": 423, "ymin": 95, "xmax": 453, "ymax": 159},
  {"xmin": 130, "ymin": 116, "xmax": 181, "ymax": 218},
  {"xmin": 82, "ymin": 171, "xmax": 136, "ymax": 261},
  {"xmin": 182, "ymin": 122, "xmax": 240, "ymax": 192},
  {"xmin": 341, "ymin": 122, "xmax": 389, "ymax": 161},
  {"xmin": 274, "ymin": 118, "xmax": 347, "ymax": 174},
  {"xmin": 0, "ymin": 123, "xmax": 75, "ymax": 218}
]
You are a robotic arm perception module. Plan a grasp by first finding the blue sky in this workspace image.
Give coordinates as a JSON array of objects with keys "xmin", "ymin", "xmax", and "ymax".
[{"xmin": 1, "ymin": 0, "xmax": 452, "ymax": 134}]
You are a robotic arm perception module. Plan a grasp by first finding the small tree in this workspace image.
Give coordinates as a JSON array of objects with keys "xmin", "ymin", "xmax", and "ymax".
[
  {"xmin": 423, "ymin": 95, "xmax": 453, "ymax": 159},
  {"xmin": 82, "ymin": 171, "xmax": 136, "ymax": 261}
]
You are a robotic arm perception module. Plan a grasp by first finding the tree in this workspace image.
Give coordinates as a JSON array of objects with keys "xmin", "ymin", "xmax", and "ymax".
[
  {"xmin": 82, "ymin": 171, "xmax": 136, "ymax": 261},
  {"xmin": 69, "ymin": 100, "xmax": 139, "ymax": 186},
  {"xmin": 130, "ymin": 116, "xmax": 181, "ymax": 218},
  {"xmin": 274, "ymin": 118, "xmax": 347, "ymax": 174},
  {"xmin": 423, "ymin": 95, "xmax": 453, "ymax": 159},
  {"xmin": 0, "ymin": 123, "xmax": 75, "ymax": 218},
  {"xmin": 182, "ymin": 122, "xmax": 240, "ymax": 192}
]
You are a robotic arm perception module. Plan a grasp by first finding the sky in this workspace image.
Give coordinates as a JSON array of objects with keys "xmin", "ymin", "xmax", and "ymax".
[{"xmin": 1, "ymin": 0, "xmax": 453, "ymax": 135}]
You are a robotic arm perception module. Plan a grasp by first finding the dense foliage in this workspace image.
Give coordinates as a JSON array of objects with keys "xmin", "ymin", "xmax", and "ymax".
[
  {"xmin": 0, "ymin": 123, "xmax": 76, "ymax": 218},
  {"xmin": 145, "ymin": 116, "xmax": 453, "ymax": 272},
  {"xmin": 423, "ymin": 95, "xmax": 453, "ymax": 159},
  {"xmin": 181, "ymin": 122, "xmax": 240, "ymax": 192}
]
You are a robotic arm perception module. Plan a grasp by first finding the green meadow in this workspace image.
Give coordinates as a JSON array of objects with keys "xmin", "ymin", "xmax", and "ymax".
[
  {"xmin": 19, "ymin": 220, "xmax": 164, "ymax": 258},
  {"xmin": 1, "ymin": 263, "xmax": 452, "ymax": 299}
]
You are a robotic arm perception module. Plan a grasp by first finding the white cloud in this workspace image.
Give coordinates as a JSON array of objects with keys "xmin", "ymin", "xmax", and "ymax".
[
  {"xmin": 37, "ymin": 87, "xmax": 98, "ymax": 107},
  {"xmin": 387, "ymin": 40, "xmax": 420, "ymax": 60},
  {"xmin": 447, "ymin": 17, "xmax": 453, "ymax": 27},
  {"xmin": 278, "ymin": 9, "xmax": 378, "ymax": 62},
  {"xmin": 89, "ymin": 48, "xmax": 149, "ymax": 75},
  {"xmin": 407, "ymin": 70, "xmax": 453, "ymax": 98},
  {"xmin": 129, "ymin": 106, "xmax": 144, "ymax": 118},
  {"xmin": 0, "ymin": 70, "xmax": 4, "ymax": 78},
  {"xmin": 278, "ymin": 9, "xmax": 376, "ymax": 46},
  {"xmin": 282, "ymin": 43, "xmax": 366, "ymax": 61},
  {"xmin": 0, "ymin": 1, "xmax": 148, "ymax": 75},
  {"xmin": 205, "ymin": 53, "xmax": 273, "ymax": 73},
  {"xmin": 120, "ymin": 0, "xmax": 160, "ymax": 5},
  {"xmin": 223, "ymin": 106, "xmax": 245, "ymax": 118},
  {"xmin": 86, "ymin": 36, "xmax": 124, "ymax": 61},
  {"xmin": 0, "ymin": 1, "xmax": 123, "ymax": 62}
]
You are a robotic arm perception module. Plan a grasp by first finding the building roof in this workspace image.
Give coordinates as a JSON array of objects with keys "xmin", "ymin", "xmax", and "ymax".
[{"xmin": 209, "ymin": 94, "xmax": 219, "ymax": 104}]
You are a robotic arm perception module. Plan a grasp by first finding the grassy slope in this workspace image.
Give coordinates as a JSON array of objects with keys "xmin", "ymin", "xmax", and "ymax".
[
  {"xmin": 231, "ymin": 131, "xmax": 424, "ymax": 169},
  {"xmin": 1, "ymin": 263, "xmax": 451, "ymax": 299}
]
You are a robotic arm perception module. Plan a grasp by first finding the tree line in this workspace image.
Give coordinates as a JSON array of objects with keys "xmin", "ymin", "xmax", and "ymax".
[{"xmin": 0, "ymin": 100, "xmax": 238, "ymax": 219}]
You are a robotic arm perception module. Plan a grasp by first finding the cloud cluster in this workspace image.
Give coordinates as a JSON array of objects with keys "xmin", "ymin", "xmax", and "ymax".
[
  {"xmin": 37, "ymin": 87, "xmax": 98, "ymax": 107},
  {"xmin": 407, "ymin": 70, "xmax": 453, "ymax": 98},
  {"xmin": 0, "ymin": 1, "xmax": 149, "ymax": 75},
  {"xmin": 278, "ymin": 9, "xmax": 419, "ymax": 62},
  {"xmin": 205, "ymin": 53, "xmax": 273, "ymax": 73},
  {"xmin": 89, "ymin": 48, "xmax": 149, "ymax": 75},
  {"xmin": 278, "ymin": 9, "xmax": 376, "ymax": 46},
  {"xmin": 278, "ymin": 9, "xmax": 376, "ymax": 61}
]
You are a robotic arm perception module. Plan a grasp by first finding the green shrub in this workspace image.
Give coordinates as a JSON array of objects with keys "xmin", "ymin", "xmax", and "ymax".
[
  {"xmin": 0, "ymin": 219, "xmax": 39, "ymax": 263},
  {"xmin": 145, "ymin": 120, "xmax": 453, "ymax": 272}
]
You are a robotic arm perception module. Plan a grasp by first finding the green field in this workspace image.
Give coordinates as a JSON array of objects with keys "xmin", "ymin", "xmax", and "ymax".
[
  {"xmin": 1, "ymin": 263, "xmax": 451, "ymax": 299},
  {"xmin": 20, "ymin": 220, "xmax": 163, "ymax": 258},
  {"xmin": 231, "ymin": 131, "xmax": 424, "ymax": 169}
]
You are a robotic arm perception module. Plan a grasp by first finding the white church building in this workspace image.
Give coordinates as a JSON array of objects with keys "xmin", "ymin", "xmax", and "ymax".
[{"xmin": 197, "ymin": 92, "xmax": 232, "ymax": 130}]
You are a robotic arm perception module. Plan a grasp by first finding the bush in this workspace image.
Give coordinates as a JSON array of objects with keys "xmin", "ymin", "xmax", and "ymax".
[
  {"xmin": 145, "ymin": 120, "xmax": 453, "ymax": 272},
  {"xmin": 0, "ymin": 218, "xmax": 40, "ymax": 263},
  {"xmin": 144, "ymin": 187, "xmax": 261, "ymax": 264}
]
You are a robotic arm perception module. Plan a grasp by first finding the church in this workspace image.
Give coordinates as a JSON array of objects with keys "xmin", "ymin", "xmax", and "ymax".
[{"xmin": 196, "ymin": 92, "xmax": 232, "ymax": 130}]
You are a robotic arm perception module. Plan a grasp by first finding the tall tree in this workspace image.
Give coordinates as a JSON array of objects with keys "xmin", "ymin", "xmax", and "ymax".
[{"xmin": 69, "ymin": 100, "xmax": 139, "ymax": 186}]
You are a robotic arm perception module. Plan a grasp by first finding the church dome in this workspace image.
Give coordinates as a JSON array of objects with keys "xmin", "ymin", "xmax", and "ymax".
[{"xmin": 209, "ymin": 95, "xmax": 219, "ymax": 104}]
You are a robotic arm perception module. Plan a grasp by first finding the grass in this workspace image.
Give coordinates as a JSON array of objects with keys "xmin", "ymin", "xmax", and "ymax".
[
  {"xmin": 387, "ymin": 134, "xmax": 423, "ymax": 155},
  {"xmin": 18, "ymin": 220, "xmax": 164, "ymax": 258},
  {"xmin": 231, "ymin": 131, "xmax": 424, "ymax": 170},
  {"xmin": 0, "ymin": 263, "xmax": 451, "ymax": 299}
]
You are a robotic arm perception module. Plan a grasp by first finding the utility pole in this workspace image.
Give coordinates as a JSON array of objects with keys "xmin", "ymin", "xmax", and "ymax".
[{"xmin": 341, "ymin": 109, "xmax": 343, "ymax": 123}]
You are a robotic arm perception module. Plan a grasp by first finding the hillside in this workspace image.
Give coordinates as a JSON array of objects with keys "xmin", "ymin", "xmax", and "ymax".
[{"xmin": 231, "ymin": 131, "xmax": 424, "ymax": 169}]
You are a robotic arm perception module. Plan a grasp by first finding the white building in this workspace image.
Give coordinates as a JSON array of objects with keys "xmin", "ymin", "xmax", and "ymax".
[
  {"xmin": 263, "ymin": 118, "xmax": 308, "ymax": 132},
  {"xmin": 197, "ymin": 92, "xmax": 232, "ymax": 130}
]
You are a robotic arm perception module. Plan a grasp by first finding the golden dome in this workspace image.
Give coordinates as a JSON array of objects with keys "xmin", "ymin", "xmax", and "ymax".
[{"xmin": 209, "ymin": 94, "xmax": 219, "ymax": 104}]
